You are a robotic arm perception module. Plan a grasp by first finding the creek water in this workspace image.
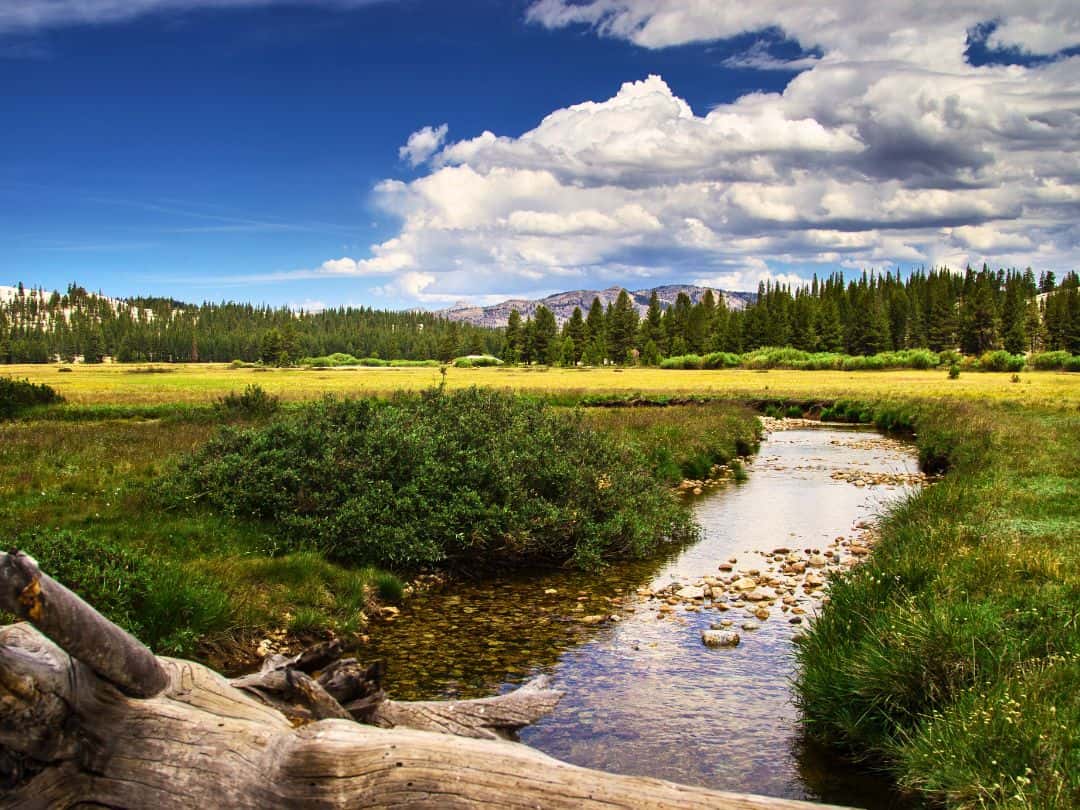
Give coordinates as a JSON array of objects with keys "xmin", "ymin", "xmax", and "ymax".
[{"xmin": 363, "ymin": 424, "xmax": 923, "ymax": 808}]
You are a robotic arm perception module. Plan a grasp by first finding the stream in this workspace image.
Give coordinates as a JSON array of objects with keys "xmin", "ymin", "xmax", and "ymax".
[{"xmin": 362, "ymin": 423, "xmax": 924, "ymax": 808}]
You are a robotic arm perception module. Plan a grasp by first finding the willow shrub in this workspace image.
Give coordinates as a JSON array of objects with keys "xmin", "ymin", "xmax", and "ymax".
[
  {"xmin": 0, "ymin": 376, "xmax": 63, "ymax": 418},
  {"xmin": 165, "ymin": 387, "xmax": 695, "ymax": 571}
]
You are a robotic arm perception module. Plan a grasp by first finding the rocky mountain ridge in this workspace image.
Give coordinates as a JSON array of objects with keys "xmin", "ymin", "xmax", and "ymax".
[{"xmin": 441, "ymin": 284, "xmax": 756, "ymax": 327}]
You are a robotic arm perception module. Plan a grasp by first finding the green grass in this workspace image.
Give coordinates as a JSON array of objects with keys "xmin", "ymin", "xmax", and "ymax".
[
  {"xmin": 795, "ymin": 400, "xmax": 1080, "ymax": 809},
  {"xmin": 0, "ymin": 412, "xmax": 387, "ymax": 660},
  {"xmin": 580, "ymin": 402, "xmax": 760, "ymax": 482}
]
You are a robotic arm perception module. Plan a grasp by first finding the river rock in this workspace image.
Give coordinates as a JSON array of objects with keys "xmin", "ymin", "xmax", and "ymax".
[
  {"xmin": 808, "ymin": 554, "xmax": 828, "ymax": 567},
  {"xmin": 754, "ymin": 607, "xmax": 770, "ymax": 620},
  {"xmin": 675, "ymin": 585, "xmax": 706, "ymax": 600},
  {"xmin": 741, "ymin": 622, "xmax": 759, "ymax": 631},
  {"xmin": 743, "ymin": 589, "xmax": 769, "ymax": 602},
  {"xmin": 701, "ymin": 629, "xmax": 740, "ymax": 648},
  {"xmin": 731, "ymin": 577, "xmax": 757, "ymax": 591}
]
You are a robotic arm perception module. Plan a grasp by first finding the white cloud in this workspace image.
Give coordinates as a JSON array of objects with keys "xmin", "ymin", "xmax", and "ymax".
[
  {"xmin": 398, "ymin": 124, "xmax": 449, "ymax": 167},
  {"xmin": 0, "ymin": 1, "xmax": 387, "ymax": 34},
  {"xmin": 283, "ymin": 2, "xmax": 1077, "ymax": 303},
  {"xmin": 525, "ymin": 1, "xmax": 1079, "ymax": 64}
]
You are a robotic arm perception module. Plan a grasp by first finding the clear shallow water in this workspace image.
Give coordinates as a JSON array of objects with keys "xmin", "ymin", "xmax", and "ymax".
[{"xmin": 362, "ymin": 426, "xmax": 922, "ymax": 807}]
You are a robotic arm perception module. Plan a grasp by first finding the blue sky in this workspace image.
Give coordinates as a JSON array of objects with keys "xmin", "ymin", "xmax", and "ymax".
[{"xmin": 3, "ymin": 1, "xmax": 1078, "ymax": 310}]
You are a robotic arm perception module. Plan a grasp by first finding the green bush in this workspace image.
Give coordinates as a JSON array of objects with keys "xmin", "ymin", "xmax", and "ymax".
[
  {"xmin": 979, "ymin": 350, "xmax": 1026, "ymax": 372},
  {"xmin": 216, "ymin": 384, "xmax": 279, "ymax": 416},
  {"xmin": 937, "ymin": 350, "xmax": 961, "ymax": 367},
  {"xmin": 13, "ymin": 530, "xmax": 230, "ymax": 655},
  {"xmin": 0, "ymin": 376, "xmax": 64, "ymax": 419},
  {"xmin": 1028, "ymin": 351, "xmax": 1072, "ymax": 371},
  {"xmin": 659, "ymin": 354, "xmax": 704, "ymax": 369},
  {"xmin": 948, "ymin": 364, "xmax": 961, "ymax": 379},
  {"xmin": 453, "ymin": 355, "xmax": 503, "ymax": 368},
  {"xmin": 1065, "ymin": 356, "xmax": 1080, "ymax": 372},
  {"xmin": 166, "ymin": 388, "xmax": 696, "ymax": 571},
  {"xmin": 702, "ymin": 351, "xmax": 743, "ymax": 369}
]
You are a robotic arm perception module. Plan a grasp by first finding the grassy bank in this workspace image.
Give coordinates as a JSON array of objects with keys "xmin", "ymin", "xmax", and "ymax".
[
  {"xmin": 795, "ymin": 399, "xmax": 1079, "ymax": 809},
  {"xmin": 580, "ymin": 402, "xmax": 760, "ymax": 482}
]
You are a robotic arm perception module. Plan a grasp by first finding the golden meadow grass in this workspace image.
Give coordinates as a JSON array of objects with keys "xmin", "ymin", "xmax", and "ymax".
[{"xmin": 6, "ymin": 362, "xmax": 1080, "ymax": 409}]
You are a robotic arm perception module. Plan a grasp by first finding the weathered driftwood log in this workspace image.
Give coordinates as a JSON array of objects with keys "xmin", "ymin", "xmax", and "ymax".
[
  {"xmin": 230, "ymin": 641, "xmax": 562, "ymax": 740},
  {"xmin": 0, "ymin": 550, "xmax": 849, "ymax": 809}
]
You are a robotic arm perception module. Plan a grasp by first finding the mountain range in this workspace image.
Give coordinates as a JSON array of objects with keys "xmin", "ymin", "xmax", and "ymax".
[{"xmin": 440, "ymin": 285, "xmax": 756, "ymax": 328}]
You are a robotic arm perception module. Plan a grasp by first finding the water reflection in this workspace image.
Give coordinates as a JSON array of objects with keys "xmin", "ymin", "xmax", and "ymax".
[{"xmin": 361, "ymin": 426, "xmax": 923, "ymax": 807}]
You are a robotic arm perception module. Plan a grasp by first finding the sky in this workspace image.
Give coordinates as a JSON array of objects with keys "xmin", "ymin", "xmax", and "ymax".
[{"xmin": 2, "ymin": 1, "xmax": 1079, "ymax": 311}]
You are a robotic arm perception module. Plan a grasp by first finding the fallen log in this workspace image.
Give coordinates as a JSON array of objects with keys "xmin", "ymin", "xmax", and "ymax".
[{"xmin": 0, "ymin": 550, "xmax": 849, "ymax": 809}]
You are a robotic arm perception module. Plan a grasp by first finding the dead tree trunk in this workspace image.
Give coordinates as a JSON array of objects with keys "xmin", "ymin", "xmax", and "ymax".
[{"xmin": 0, "ymin": 550, "xmax": 847, "ymax": 809}]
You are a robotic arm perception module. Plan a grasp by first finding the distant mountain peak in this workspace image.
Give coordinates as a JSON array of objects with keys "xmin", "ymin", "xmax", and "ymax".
[{"xmin": 439, "ymin": 284, "xmax": 755, "ymax": 328}]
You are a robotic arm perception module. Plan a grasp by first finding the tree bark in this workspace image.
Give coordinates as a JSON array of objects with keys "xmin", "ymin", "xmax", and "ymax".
[{"xmin": 0, "ymin": 550, "xmax": 849, "ymax": 809}]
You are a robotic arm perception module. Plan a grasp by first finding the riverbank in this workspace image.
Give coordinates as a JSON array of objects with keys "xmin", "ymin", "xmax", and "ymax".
[
  {"xmin": 0, "ymin": 390, "xmax": 760, "ymax": 670},
  {"xmin": 359, "ymin": 421, "xmax": 924, "ymax": 807},
  {"xmin": 796, "ymin": 400, "xmax": 1079, "ymax": 809}
]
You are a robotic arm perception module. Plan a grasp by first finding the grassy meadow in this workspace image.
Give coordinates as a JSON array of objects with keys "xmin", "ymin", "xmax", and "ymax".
[
  {"xmin": 1, "ymin": 362, "xmax": 1077, "ymax": 808},
  {"xmin": 3, "ymin": 361, "xmax": 1078, "ymax": 409}
]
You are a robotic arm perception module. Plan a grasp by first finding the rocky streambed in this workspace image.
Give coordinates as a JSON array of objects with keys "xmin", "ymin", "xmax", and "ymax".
[{"xmin": 360, "ymin": 420, "xmax": 925, "ymax": 808}]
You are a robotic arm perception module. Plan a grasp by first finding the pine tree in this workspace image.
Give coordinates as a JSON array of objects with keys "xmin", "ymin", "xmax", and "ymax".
[
  {"xmin": 607, "ymin": 289, "xmax": 639, "ymax": 363},
  {"xmin": 564, "ymin": 307, "xmax": 586, "ymax": 363},
  {"xmin": 504, "ymin": 309, "xmax": 523, "ymax": 363},
  {"xmin": 531, "ymin": 305, "xmax": 559, "ymax": 365},
  {"xmin": 584, "ymin": 297, "xmax": 607, "ymax": 365}
]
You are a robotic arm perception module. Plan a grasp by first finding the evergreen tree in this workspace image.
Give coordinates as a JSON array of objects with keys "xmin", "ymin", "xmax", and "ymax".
[
  {"xmin": 531, "ymin": 305, "xmax": 559, "ymax": 365},
  {"xmin": 583, "ymin": 297, "xmax": 607, "ymax": 365},
  {"xmin": 504, "ymin": 309, "xmax": 523, "ymax": 363},
  {"xmin": 564, "ymin": 306, "xmax": 586, "ymax": 363},
  {"xmin": 607, "ymin": 289, "xmax": 639, "ymax": 363}
]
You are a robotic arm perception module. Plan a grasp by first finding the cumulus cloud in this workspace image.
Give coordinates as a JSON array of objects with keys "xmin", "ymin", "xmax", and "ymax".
[
  {"xmin": 311, "ymin": 2, "xmax": 1079, "ymax": 304},
  {"xmin": 398, "ymin": 124, "xmax": 449, "ymax": 167}
]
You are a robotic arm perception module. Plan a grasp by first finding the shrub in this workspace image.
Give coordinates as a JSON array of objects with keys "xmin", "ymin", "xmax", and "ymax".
[
  {"xmin": 659, "ymin": 354, "xmax": 704, "ymax": 369},
  {"xmin": 0, "ymin": 376, "xmax": 64, "ymax": 419},
  {"xmin": 1028, "ymin": 351, "xmax": 1072, "ymax": 370},
  {"xmin": 13, "ymin": 529, "xmax": 229, "ymax": 655},
  {"xmin": 702, "ymin": 351, "xmax": 742, "ymax": 369},
  {"xmin": 1065, "ymin": 356, "xmax": 1080, "ymax": 372},
  {"xmin": 166, "ymin": 388, "xmax": 696, "ymax": 571},
  {"xmin": 216, "ymin": 384, "xmax": 280, "ymax": 417},
  {"xmin": 979, "ymin": 350, "xmax": 1025, "ymax": 372},
  {"xmin": 948, "ymin": 364, "xmax": 961, "ymax": 379},
  {"xmin": 937, "ymin": 350, "xmax": 961, "ymax": 367},
  {"xmin": 452, "ymin": 355, "xmax": 503, "ymax": 368}
]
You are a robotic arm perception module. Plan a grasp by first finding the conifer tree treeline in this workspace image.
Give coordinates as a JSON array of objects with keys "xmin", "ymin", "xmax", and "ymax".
[
  {"xmin": 503, "ymin": 266, "xmax": 1079, "ymax": 365},
  {"xmin": 2, "ymin": 267, "xmax": 1077, "ymax": 365},
  {"xmin": 0, "ymin": 284, "xmax": 500, "ymax": 364}
]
